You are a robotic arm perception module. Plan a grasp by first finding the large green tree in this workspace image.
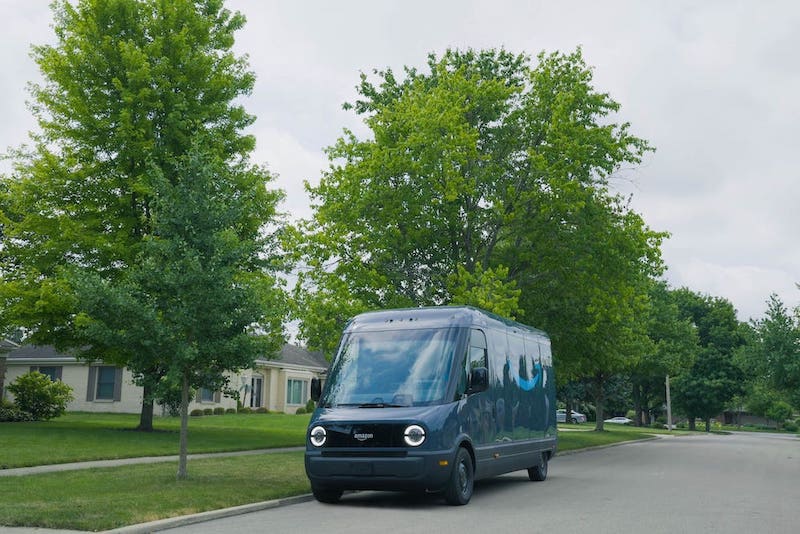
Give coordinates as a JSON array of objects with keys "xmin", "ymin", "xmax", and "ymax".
[
  {"xmin": 629, "ymin": 281, "xmax": 698, "ymax": 426},
  {"xmin": 671, "ymin": 289, "xmax": 745, "ymax": 431},
  {"xmin": 736, "ymin": 292, "xmax": 800, "ymax": 419},
  {"xmin": 73, "ymin": 147, "xmax": 284, "ymax": 479},
  {"xmin": 290, "ymin": 48, "xmax": 664, "ymax": 428},
  {"xmin": 0, "ymin": 0, "xmax": 284, "ymax": 431},
  {"xmin": 752, "ymin": 294, "xmax": 800, "ymax": 404}
]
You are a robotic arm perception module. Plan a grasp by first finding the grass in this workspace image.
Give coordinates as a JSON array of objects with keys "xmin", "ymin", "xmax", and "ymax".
[
  {"xmin": 557, "ymin": 423, "xmax": 684, "ymax": 451},
  {"xmin": 0, "ymin": 452, "xmax": 309, "ymax": 531},
  {"xmin": 0, "ymin": 413, "xmax": 687, "ymax": 530},
  {"xmin": 0, "ymin": 412, "xmax": 311, "ymax": 468}
]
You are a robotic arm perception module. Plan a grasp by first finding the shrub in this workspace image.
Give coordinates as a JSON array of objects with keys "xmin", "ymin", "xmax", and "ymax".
[
  {"xmin": 255, "ymin": 407, "xmax": 268, "ymax": 414},
  {"xmin": 6, "ymin": 371, "xmax": 74, "ymax": 420},
  {"xmin": 190, "ymin": 409, "xmax": 204, "ymax": 417},
  {"xmin": 783, "ymin": 421, "xmax": 798, "ymax": 432},
  {"xmin": 0, "ymin": 406, "xmax": 35, "ymax": 422},
  {"xmin": 213, "ymin": 407, "xmax": 225, "ymax": 415},
  {"xmin": 295, "ymin": 407, "xmax": 306, "ymax": 415},
  {"xmin": 650, "ymin": 422, "xmax": 663, "ymax": 429},
  {"xmin": 225, "ymin": 408, "xmax": 237, "ymax": 414},
  {"xmin": 238, "ymin": 407, "xmax": 252, "ymax": 414},
  {"xmin": 203, "ymin": 408, "xmax": 213, "ymax": 415},
  {"xmin": 766, "ymin": 401, "xmax": 793, "ymax": 428},
  {"xmin": 305, "ymin": 399, "xmax": 316, "ymax": 413}
]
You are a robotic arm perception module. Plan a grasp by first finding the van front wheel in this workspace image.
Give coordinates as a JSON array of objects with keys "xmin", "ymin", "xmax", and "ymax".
[
  {"xmin": 444, "ymin": 447, "xmax": 474, "ymax": 505},
  {"xmin": 528, "ymin": 452, "xmax": 548, "ymax": 481},
  {"xmin": 312, "ymin": 484, "xmax": 343, "ymax": 504}
]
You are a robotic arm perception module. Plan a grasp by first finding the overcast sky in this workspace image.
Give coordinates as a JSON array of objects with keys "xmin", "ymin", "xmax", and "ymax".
[{"xmin": 1, "ymin": 1, "xmax": 798, "ymax": 322}]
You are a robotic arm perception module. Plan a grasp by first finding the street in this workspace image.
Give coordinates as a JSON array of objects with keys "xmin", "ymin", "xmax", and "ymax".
[{"xmin": 162, "ymin": 432, "xmax": 800, "ymax": 534}]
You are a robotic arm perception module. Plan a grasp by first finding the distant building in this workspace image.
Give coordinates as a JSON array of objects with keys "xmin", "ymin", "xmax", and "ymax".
[
  {"xmin": 0, "ymin": 339, "xmax": 21, "ymax": 400},
  {"xmin": 2, "ymin": 343, "xmax": 328, "ymax": 414}
]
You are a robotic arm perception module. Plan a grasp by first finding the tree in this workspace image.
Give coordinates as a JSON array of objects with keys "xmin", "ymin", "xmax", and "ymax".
[
  {"xmin": 752, "ymin": 294, "xmax": 800, "ymax": 404},
  {"xmin": 630, "ymin": 281, "xmax": 698, "ymax": 426},
  {"xmin": 671, "ymin": 290, "xmax": 745, "ymax": 431},
  {"xmin": 0, "ymin": 0, "xmax": 281, "ymax": 431},
  {"xmin": 290, "ymin": 49, "xmax": 664, "ymax": 413}
]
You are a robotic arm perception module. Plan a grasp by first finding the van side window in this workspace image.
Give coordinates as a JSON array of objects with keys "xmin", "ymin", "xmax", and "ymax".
[
  {"xmin": 456, "ymin": 329, "xmax": 489, "ymax": 398},
  {"xmin": 468, "ymin": 329, "xmax": 487, "ymax": 370}
]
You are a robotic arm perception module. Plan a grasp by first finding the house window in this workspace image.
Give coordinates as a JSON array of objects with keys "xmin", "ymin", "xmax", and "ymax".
[
  {"xmin": 286, "ymin": 379, "xmax": 308, "ymax": 405},
  {"xmin": 96, "ymin": 366, "xmax": 117, "ymax": 400},
  {"xmin": 200, "ymin": 388, "xmax": 215, "ymax": 402},
  {"xmin": 250, "ymin": 377, "xmax": 263, "ymax": 408},
  {"xmin": 30, "ymin": 366, "xmax": 62, "ymax": 382},
  {"xmin": 86, "ymin": 366, "xmax": 122, "ymax": 402}
]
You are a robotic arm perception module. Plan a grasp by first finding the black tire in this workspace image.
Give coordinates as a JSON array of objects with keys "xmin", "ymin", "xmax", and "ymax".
[
  {"xmin": 569, "ymin": 417, "xmax": 578, "ymax": 424},
  {"xmin": 312, "ymin": 484, "xmax": 343, "ymax": 504},
  {"xmin": 444, "ymin": 447, "xmax": 474, "ymax": 505},
  {"xmin": 528, "ymin": 452, "xmax": 549, "ymax": 482}
]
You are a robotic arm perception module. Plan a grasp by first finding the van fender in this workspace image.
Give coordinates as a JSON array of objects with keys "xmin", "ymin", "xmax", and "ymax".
[{"xmin": 451, "ymin": 433, "xmax": 476, "ymax": 474}]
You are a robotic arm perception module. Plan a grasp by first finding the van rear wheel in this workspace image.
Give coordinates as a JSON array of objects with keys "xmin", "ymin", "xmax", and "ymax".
[
  {"xmin": 444, "ymin": 447, "xmax": 474, "ymax": 505},
  {"xmin": 312, "ymin": 484, "xmax": 343, "ymax": 504},
  {"xmin": 528, "ymin": 452, "xmax": 548, "ymax": 481}
]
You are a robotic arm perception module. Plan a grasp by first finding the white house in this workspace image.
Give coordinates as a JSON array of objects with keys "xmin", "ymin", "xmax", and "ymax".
[{"xmin": 1, "ymin": 343, "xmax": 329, "ymax": 414}]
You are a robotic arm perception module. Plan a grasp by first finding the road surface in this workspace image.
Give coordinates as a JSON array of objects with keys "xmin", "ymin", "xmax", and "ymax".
[{"xmin": 162, "ymin": 432, "xmax": 800, "ymax": 534}]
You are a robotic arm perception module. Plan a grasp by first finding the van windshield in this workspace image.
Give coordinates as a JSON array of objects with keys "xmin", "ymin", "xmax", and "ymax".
[{"xmin": 322, "ymin": 327, "xmax": 462, "ymax": 408}]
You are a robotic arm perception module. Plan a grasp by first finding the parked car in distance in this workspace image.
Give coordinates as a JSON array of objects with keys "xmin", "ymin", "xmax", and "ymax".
[
  {"xmin": 604, "ymin": 416, "xmax": 633, "ymax": 425},
  {"xmin": 557, "ymin": 409, "xmax": 587, "ymax": 424}
]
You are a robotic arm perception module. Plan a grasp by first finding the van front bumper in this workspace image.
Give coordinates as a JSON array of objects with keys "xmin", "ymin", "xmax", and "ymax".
[{"xmin": 305, "ymin": 448, "xmax": 456, "ymax": 492}]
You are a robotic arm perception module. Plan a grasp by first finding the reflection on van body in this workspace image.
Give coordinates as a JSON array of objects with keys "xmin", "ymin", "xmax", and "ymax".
[{"xmin": 305, "ymin": 306, "xmax": 557, "ymax": 505}]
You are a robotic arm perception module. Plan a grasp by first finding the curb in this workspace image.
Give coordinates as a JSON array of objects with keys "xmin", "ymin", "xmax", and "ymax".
[
  {"xmin": 555, "ymin": 434, "xmax": 663, "ymax": 456},
  {"xmin": 101, "ymin": 494, "xmax": 316, "ymax": 534}
]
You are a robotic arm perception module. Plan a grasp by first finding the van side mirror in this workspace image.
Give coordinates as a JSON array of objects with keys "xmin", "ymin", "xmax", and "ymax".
[
  {"xmin": 311, "ymin": 378, "xmax": 322, "ymax": 402},
  {"xmin": 468, "ymin": 367, "xmax": 488, "ymax": 394}
]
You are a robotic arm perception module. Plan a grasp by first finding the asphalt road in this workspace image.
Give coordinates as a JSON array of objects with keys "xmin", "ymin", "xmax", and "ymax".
[{"xmin": 161, "ymin": 432, "xmax": 800, "ymax": 534}]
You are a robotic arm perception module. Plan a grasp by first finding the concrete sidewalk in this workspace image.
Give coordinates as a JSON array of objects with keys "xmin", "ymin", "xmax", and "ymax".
[{"xmin": 0, "ymin": 447, "xmax": 304, "ymax": 477}]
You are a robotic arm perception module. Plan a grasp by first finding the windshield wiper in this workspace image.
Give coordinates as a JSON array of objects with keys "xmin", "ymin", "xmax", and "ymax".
[{"xmin": 357, "ymin": 402, "xmax": 406, "ymax": 408}]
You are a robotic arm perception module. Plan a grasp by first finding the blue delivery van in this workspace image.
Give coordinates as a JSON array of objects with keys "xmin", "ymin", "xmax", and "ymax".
[{"xmin": 304, "ymin": 306, "xmax": 557, "ymax": 505}]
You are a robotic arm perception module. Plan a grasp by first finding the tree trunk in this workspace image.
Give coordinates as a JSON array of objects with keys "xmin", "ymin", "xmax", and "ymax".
[
  {"xmin": 593, "ymin": 374, "xmax": 606, "ymax": 432},
  {"xmin": 136, "ymin": 383, "xmax": 155, "ymax": 432},
  {"xmin": 177, "ymin": 373, "xmax": 190, "ymax": 480},
  {"xmin": 0, "ymin": 356, "xmax": 6, "ymax": 401},
  {"xmin": 688, "ymin": 417, "xmax": 696, "ymax": 431},
  {"xmin": 632, "ymin": 382, "xmax": 643, "ymax": 427},
  {"xmin": 704, "ymin": 417, "xmax": 711, "ymax": 433}
]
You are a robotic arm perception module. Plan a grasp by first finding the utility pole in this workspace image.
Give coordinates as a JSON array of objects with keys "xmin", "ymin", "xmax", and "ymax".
[{"xmin": 665, "ymin": 374, "xmax": 673, "ymax": 432}]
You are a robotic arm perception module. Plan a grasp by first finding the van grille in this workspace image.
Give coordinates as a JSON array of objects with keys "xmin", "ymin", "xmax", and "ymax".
[{"xmin": 324, "ymin": 423, "xmax": 405, "ymax": 448}]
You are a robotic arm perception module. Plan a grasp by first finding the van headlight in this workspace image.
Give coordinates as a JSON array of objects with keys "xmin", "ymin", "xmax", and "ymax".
[
  {"xmin": 310, "ymin": 426, "xmax": 327, "ymax": 447},
  {"xmin": 403, "ymin": 424, "xmax": 426, "ymax": 447}
]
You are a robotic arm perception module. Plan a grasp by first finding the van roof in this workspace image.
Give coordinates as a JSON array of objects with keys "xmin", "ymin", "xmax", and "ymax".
[{"xmin": 345, "ymin": 306, "xmax": 548, "ymax": 338}]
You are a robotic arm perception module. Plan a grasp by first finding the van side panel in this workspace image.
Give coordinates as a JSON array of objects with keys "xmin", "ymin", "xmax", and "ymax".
[{"xmin": 473, "ymin": 325, "xmax": 556, "ymax": 480}]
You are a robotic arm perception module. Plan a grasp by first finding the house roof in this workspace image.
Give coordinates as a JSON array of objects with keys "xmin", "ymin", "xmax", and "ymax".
[
  {"xmin": 6, "ymin": 344, "xmax": 67, "ymax": 360},
  {"xmin": 1, "ymin": 339, "xmax": 20, "ymax": 353},
  {"xmin": 260, "ymin": 344, "xmax": 329, "ymax": 370},
  {"xmin": 7, "ymin": 342, "xmax": 330, "ymax": 370}
]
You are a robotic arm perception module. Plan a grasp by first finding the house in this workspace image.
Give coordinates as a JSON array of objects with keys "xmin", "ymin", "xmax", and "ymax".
[
  {"xmin": 0, "ymin": 338, "xmax": 20, "ymax": 400},
  {"xmin": 1, "ymin": 343, "xmax": 329, "ymax": 415}
]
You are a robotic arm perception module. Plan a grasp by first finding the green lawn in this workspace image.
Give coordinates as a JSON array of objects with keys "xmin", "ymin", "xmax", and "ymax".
[
  {"xmin": 0, "ymin": 411, "xmax": 311, "ymax": 468},
  {"xmin": 557, "ymin": 423, "xmax": 686, "ymax": 451},
  {"xmin": 0, "ymin": 413, "xmax": 684, "ymax": 530},
  {"xmin": 0, "ymin": 452, "xmax": 309, "ymax": 531}
]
